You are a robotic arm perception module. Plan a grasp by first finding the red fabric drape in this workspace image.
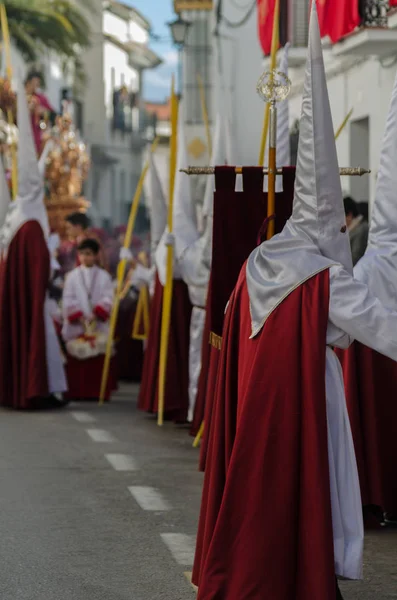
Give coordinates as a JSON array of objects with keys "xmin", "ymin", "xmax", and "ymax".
[
  {"xmin": 197, "ymin": 167, "xmax": 295, "ymax": 470},
  {"xmin": 210, "ymin": 166, "xmax": 295, "ymax": 339},
  {"xmin": 0, "ymin": 221, "xmax": 50, "ymax": 409},
  {"xmin": 316, "ymin": 0, "xmax": 360, "ymax": 43},
  {"xmin": 193, "ymin": 268, "xmax": 336, "ymax": 600},
  {"xmin": 257, "ymin": 0, "xmax": 277, "ymax": 55},
  {"xmin": 336, "ymin": 342, "xmax": 397, "ymax": 516},
  {"xmin": 138, "ymin": 275, "xmax": 192, "ymax": 422}
]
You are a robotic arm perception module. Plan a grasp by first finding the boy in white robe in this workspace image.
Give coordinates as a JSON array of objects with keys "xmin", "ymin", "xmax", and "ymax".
[{"xmin": 62, "ymin": 238, "xmax": 115, "ymax": 400}]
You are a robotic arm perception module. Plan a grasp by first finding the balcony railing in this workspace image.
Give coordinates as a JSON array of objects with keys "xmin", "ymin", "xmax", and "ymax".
[{"xmin": 362, "ymin": 0, "xmax": 390, "ymax": 27}]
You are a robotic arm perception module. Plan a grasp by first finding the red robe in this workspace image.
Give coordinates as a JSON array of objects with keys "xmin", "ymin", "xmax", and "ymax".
[
  {"xmin": 0, "ymin": 221, "xmax": 50, "ymax": 409},
  {"xmin": 336, "ymin": 343, "xmax": 397, "ymax": 516},
  {"xmin": 193, "ymin": 267, "xmax": 336, "ymax": 600},
  {"xmin": 138, "ymin": 274, "xmax": 192, "ymax": 422}
]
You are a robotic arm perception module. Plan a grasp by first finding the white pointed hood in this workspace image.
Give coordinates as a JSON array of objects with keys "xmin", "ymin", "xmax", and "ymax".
[
  {"xmin": 264, "ymin": 43, "xmax": 291, "ymax": 192},
  {"xmin": 354, "ymin": 66, "xmax": 397, "ymax": 309},
  {"xmin": 147, "ymin": 152, "xmax": 167, "ymax": 260},
  {"xmin": 173, "ymin": 106, "xmax": 199, "ymax": 260},
  {"xmin": 3, "ymin": 80, "xmax": 49, "ymax": 248},
  {"xmin": 367, "ymin": 68, "xmax": 397, "ymax": 250},
  {"xmin": 246, "ymin": 0, "xmax": 351, "ymax": 337}
]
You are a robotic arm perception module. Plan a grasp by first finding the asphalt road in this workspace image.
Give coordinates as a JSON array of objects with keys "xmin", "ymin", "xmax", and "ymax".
[{"xmin": 0, "ymin": 384, "xmax": 395, "ymax": 599}]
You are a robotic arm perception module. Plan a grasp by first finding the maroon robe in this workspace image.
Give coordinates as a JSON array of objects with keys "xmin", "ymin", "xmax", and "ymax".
[
  {"xmin": 138, "ymin": 274, "xmax": 192, "ymax": 422},
  {"xmin": 193, "ymin": 267, "xmax": 336, "ymax": 600},
  {"xmin": 64, "ymin": 355, "xmax": 117, "ymax": 401},
  {"xmin": 336, "ymin": 343, "xmax": 397, "ymax": 516},
  {"xmin": 0, "ymin": 221, "xmax": 50, "ymax": 409}
]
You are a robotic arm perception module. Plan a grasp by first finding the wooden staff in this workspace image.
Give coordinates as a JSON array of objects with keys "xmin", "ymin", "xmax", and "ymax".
[
  {"xmin": 197, "ymin": 73, "xmax": 212, "ymax": 159},
  {"xmin": 335, "ymin": 108, "xmax": 353, "ymax": 141},
  {"xmin": 157, "ymin": 78, "xmax": 179, "ymax": 426},
  {"xmin": 180, "ymin": 166, "xmax": 371, "ymax": 176},
  {"xmin": 131, "ymin": 253, "xmax": 150, "ymax": 341},
  {"xmin": 98, "ymin": 137, "xmax": 159, "ymax": 405},
  {"xmin": 0, "ymin": 4, "xmax": 17, "ymax": 199},
  {"xmin": 258, "ymin": 0, "xmax": 279, "ymax": 166}
]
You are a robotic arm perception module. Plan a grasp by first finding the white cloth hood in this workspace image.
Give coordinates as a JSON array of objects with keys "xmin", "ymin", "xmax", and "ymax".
[
  {"xmin": 264, "ymin": 43, "xmax": 291, "ymax": 193},
  {"xmin": 3, "ymin": 80, "xmax": 49, "ymax": 248},
  {"xmin": 353, "ymin": 66, "xmax": 397, "ymax": 310},
  {"xmin": 246, "ymin": 0, "xmax": 351, "ymax": 337},
  {"xmin": 148, "ymin": 152, "xmax": 167, "ymax": 259},
  {"xmin": 366, "ymin": 66, "xmax": 397, "ymax": 250},
  {"xmin": 173, "ymin": 107, "xmax": 199, "ymax": 259}
]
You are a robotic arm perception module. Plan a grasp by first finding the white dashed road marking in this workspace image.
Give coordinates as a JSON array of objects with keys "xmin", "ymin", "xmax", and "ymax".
[
  {"xmin": 160, "ymin": 533, "xmax": 196, "ymax": 566},
  {"xmin": 86, "ymin": 429, "xmax": 116, "ymax": 443},
  {"xmin": 105, "ymin": 454, "xmax": 137, "ymax": 471},
  {"xmin": 128, "ymin": 486, "xmax": 170, "ymax": 511},
  {"xmin": 71, "ymin": 411, "xmax": 96, "ymax": 423}
]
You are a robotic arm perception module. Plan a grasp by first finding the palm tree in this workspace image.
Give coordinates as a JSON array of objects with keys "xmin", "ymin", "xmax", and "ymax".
[{"xmin": 2, "ymin": 0, "xmax": 94, "ymax": 82}]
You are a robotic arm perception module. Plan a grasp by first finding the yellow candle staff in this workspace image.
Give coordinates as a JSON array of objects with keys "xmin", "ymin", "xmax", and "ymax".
[
  {"xmin": 132, "ymin": 285, "xmax": 150, "ymax": 341},
  {"xmin": 335, "ymin": 108, "xmax": 353, "ymax": 141},
  {"xmin": 157, "ymin": 77, "xmax": 179, "ymax": 426},
  {"xmin": 98, "ymin": 136, "xmax": 159, "ymax": 405},
  {"xmin": 258, "ymin": 0, "xmax": 280, "ymax": 167}
]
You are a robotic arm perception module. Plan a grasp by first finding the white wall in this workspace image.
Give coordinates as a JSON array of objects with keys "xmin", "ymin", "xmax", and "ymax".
[{"xmin": 288, "ymin": 54, "xmax": 396, "ymax": 208}]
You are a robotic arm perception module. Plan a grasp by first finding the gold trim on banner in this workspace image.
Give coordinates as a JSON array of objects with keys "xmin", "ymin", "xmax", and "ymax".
[{"xmin": 209, "ymin": 331, "xmax": 222, "ymax": 350}]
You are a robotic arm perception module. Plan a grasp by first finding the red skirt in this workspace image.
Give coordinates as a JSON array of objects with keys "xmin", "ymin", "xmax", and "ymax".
[
  {"xmin": 115, "ymin": 297, "xmax": 144, "ymax": 382},
  {"xmin": 336, "ymin": 342, "xmax": 397, "ymax": 516},
  {"xmin": 138, "ymin": 276, "xmax": 192, "ymax": 422},
  {"xmin": 64, "ymin": 354, "xmax": 118, "ymax": 401}
]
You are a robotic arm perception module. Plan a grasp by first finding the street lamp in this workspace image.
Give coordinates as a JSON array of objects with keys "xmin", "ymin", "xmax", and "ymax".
[
  {"xmin": 168, "ymin": 15, "xmax": 191, "ymax": 46},
  {"xmin": 167, "ymin": 15, "xmax": 191, "ymax": 95}
]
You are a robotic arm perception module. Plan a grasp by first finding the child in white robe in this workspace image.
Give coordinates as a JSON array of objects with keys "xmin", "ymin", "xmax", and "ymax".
[{"xmin": 62, "ymin": 238, "xmax": 116, "ymax": 400}]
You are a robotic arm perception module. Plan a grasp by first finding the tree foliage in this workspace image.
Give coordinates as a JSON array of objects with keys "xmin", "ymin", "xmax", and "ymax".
[{"xmin": 2, "ymin": 0, "xmax": 94, "ymax": 82}]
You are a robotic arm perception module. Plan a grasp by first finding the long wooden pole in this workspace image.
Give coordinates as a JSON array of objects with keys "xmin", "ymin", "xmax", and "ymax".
[
  {"xmin": 98, "ymin": 137, "xmax": 159, "ymax": 405},
  {"xmin": 197, "ymin": 73, "xmax": 212, "ymax": 159},
  {"xmin": 157, "ymin": 78, "xmax": 179, "ymax": 426},
  {"xmin": 258, "ymin": 0, "xmax": 279, "ymax": 166},
  {"xmin": 0, "ymin": 4, "xmax": 17, "ymax": 199},
  {"xmin": 335, "ymin": 108, "xmax": 353, "ymax": 141}
]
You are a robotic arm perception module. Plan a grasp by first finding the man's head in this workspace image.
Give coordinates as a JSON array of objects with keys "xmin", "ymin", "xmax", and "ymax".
[
  {"xmin": 24, "ymin": 70, "xmax": 43, "ymax": 94},
  {"xmin": 343, "ymin": 196, "xmax": 359, "ymax": 228},
  {"xmin": 66, "ymin": 212, "xmax": 90, "ymax": 240},
  {"xmin": 77, "ymin": 238, "xmax": 100, "ymax": 268}
]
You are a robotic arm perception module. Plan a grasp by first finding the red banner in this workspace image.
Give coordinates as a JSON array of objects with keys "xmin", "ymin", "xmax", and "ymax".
[
  {"xmin": 391, "ymin": 0, "xmax": 397, "ymax": 6},
  {"xmin": 257, "ymin": 0, "xmax": 276, "ymax": 55},
  {"xmin": 316, "ymin": 0, "xmax": 360, "ymax": 43}
]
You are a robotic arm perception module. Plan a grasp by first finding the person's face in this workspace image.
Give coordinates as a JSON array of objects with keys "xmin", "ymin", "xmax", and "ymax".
[
  {"xmin": 345, "ymin": 212, "xmax": 353, "ymax": 227},
  {"xmin": 66, "ymin": 222, "xmax": 84, "ymax": 240},
  {"xmin": 78, "ymin": 249, "xmax": 96, "ymax": 267}
]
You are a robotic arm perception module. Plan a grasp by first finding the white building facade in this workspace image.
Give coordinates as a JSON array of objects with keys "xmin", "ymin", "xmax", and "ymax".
[
  {"xmin": 178, "ymin": 0, "xmax": 397, "ymax": 213},
  {"xmin": 80, "ymin": 0, "xmax": 161, "ymax": 228}
]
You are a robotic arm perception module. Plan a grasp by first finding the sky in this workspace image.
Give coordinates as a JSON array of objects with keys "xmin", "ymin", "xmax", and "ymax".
[{"xmin": 126, "ymin": 0, "xmax": 178, "ymax": 103}]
